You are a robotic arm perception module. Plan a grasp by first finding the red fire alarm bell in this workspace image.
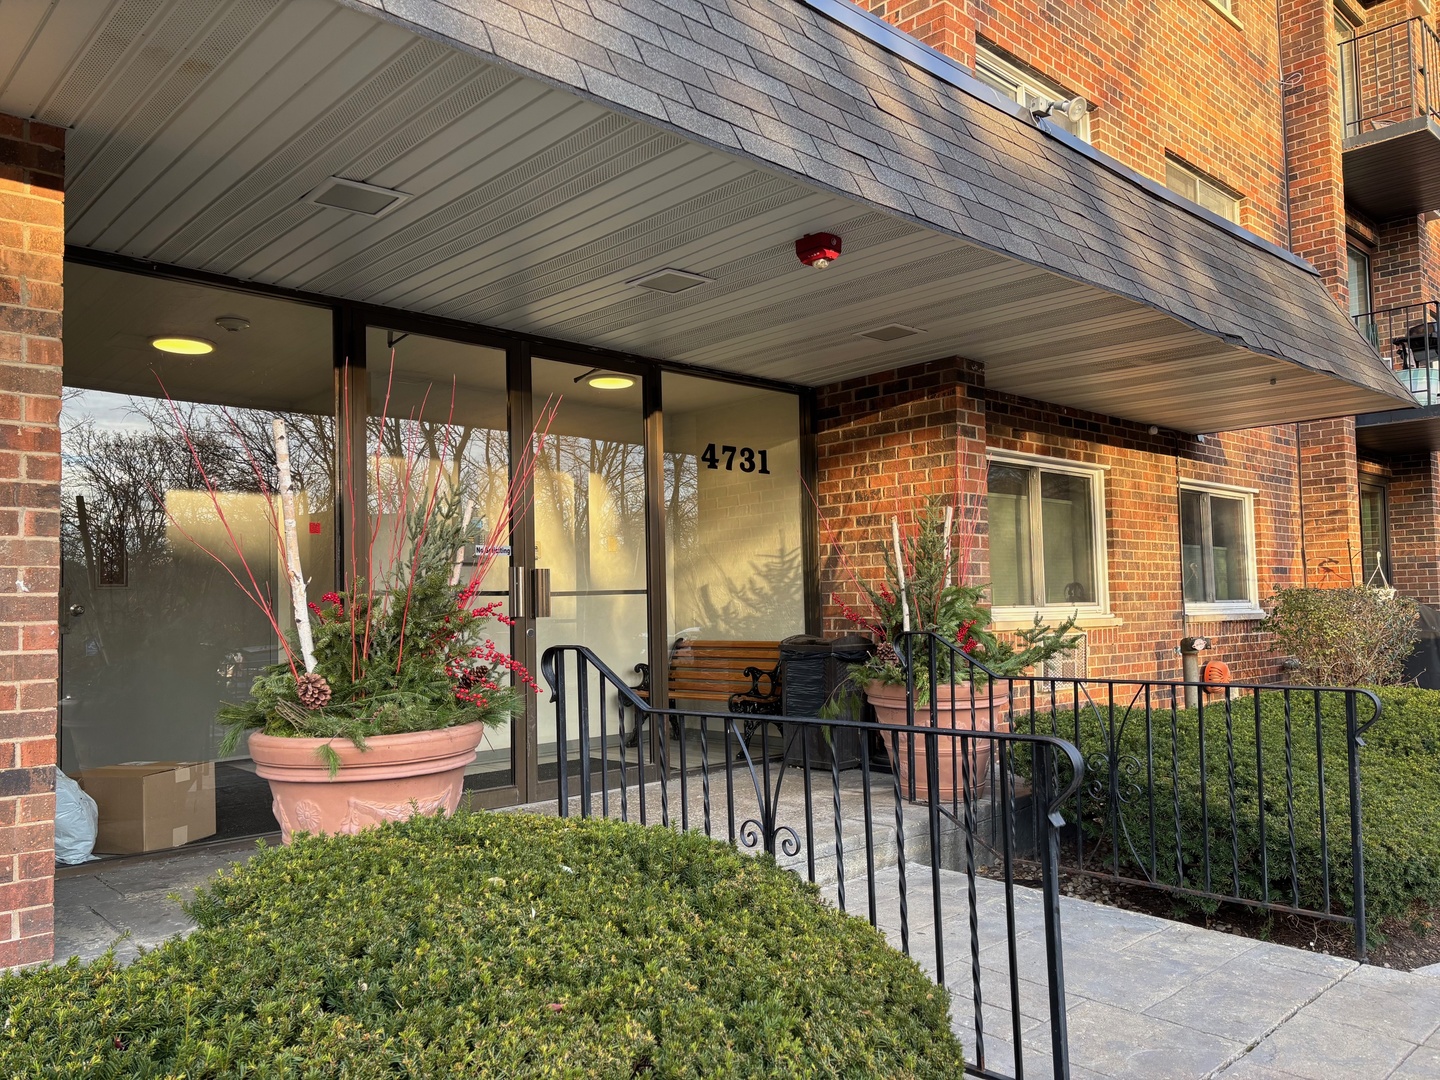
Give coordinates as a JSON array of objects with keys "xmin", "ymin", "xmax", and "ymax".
[
  {"xmin": 795, "ymin": 232, "xmax": 842, "ymax": 268},
  {"xmin": 309, "ymin": 522, "xmax": 322, "ymax": 534}
]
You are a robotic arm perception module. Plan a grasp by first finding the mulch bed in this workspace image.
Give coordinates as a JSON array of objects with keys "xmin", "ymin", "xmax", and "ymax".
[{"xmin": 981, "ymin": 863, "xmax": 1440, "ymax": 970}]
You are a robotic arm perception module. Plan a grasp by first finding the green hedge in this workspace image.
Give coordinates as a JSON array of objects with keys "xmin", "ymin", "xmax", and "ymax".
[
  {"xmin": 0, "ymin": 814, "xmax": 964, "ymax": 1078},
  {"xmin": 1022, "ymin": 685, "xmax": 1440, "ymax": 931}
]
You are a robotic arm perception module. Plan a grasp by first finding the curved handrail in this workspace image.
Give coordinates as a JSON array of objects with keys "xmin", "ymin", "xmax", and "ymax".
[{"xmin": 541, "ymin": 642, "xmax": 1088, "ymax": 818}]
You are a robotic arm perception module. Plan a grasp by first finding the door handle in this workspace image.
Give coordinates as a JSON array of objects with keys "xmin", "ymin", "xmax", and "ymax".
[
  {"xmin": 511, "ymin": 566, "xmax": 525, "ymax": 618},
  {"xmin": 531, "ymin": 568, "xmax": 551, "ymax": 619},
  {"xmin": 68, "ymin": 604, "xmax": 85, "ymax": 617}
]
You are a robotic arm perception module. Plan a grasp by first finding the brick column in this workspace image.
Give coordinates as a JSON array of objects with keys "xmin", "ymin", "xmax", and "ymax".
[
  {"xmin": 1297, "ymin": 416, "xmax": 1363, "ymax": 588},
  {"xmin": 815, "ymin": 359, "xmax": 987, "ymax": 638},
  {"xmin": 1280, "ymin": 0, "xmax": 1349, "ymax": 305},
  {"xmin": 0, "ymin": 114, "xmax": 62, "ymax": 969}
]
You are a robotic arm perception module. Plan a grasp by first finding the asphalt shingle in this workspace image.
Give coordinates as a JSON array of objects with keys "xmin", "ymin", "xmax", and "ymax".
[{"xmin": 363, "ymin": 0, "xmax": 1407, "ymax": 401}]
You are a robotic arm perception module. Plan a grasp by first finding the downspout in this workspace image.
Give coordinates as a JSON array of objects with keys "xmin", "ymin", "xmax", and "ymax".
[
  {"xmin": 1276, "ymin": 0, "xmax": 1303, "ymax": 251},
  {"xmin": 1277, "ymin": 3, "xmax": 1309, "ymax": 588},
  {"xmin": 1296, "ymin": 422, "xmax": 1310, "ymax": 588}
]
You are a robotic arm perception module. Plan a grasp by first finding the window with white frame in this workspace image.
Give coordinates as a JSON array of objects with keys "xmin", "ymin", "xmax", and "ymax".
[
  {"xmin": 1164, "ymin": 157, "xmax": 1241, "ymax": 224},
  {"xmin": 1179, "ymin": 483, "xmax": 1259, "ymax": 614},
  {"xmin": 986, "ymin": 453, "xmax": 1107, "ymax": 617},
  {"xmin": 974, "ymin": 45, "xmax": 1090, "ymax": 141}
]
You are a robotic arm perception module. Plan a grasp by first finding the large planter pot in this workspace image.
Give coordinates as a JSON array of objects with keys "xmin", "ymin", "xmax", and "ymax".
[
  {"xmin": 249, "ymin": 723, "xmax": 485, "ymax": 843},
  {"xmin": 865, "ymin": 682, "xmax": 1011, "ymax": 802}
]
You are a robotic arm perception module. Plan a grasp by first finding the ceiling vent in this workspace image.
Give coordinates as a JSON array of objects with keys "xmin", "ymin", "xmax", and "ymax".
[
  {"xmin": 856, "ymin": 323, "xmax": 923, "ymax": 342},
  {"xmin": 308, "ymin": 177, "xmax": 410, "ymax": 217},
  {"xmin": 628, "ymin": 268, "xmax": 711, "ymax": 293}
]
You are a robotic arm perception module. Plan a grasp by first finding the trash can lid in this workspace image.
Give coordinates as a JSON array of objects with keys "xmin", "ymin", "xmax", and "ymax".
[{"xmin": 780, "ymin": 634, "xmax": 831, "ymax": 654}]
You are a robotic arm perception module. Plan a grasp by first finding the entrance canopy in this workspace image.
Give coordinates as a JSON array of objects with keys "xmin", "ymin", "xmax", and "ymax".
[{"xmin": 0, "ymin": 0, "xmax": 1414, "ymax": 431}]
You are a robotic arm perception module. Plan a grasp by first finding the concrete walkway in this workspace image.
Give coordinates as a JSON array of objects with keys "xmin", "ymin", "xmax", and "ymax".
[
  {"xmin": 48, "ymin": 842, "xmax": 1440, "ymax": 1078},
  {"xmin": 829, "ymin": 867, "xmax": 1440, "ymax": 1079}
]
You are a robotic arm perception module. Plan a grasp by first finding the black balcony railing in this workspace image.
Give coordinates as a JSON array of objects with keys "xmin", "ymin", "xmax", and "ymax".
[
  {"xmin": 1338, "ymin": 17, "xmax": 1440, "ymax": 139},
  {"xmin": 1354, "ymin": 301, "xmax": 1440, "ymax": 406},
  {"xmin": 542, "ymin": 641, "xmax": 1083, "ymax": 1080}
]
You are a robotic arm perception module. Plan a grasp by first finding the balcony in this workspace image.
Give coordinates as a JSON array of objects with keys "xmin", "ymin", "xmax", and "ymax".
[
  {"xmin": 1354, "ymin": 301, "xmax": 1440, "ymax": 451},
  {"xmin": 1339, "ymin": 18, "xmax": 1440, "ymax": 220}
]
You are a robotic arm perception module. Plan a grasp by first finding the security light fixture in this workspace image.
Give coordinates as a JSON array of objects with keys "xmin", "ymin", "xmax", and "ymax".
[
  {"xmin": 857, "ymin": 323, "xmax": 923, "ymax": 342},
  {"xmin": 1032, "ymin": 97, "xmax": 1090, "ymax": 125},
  {"xmin": 308, "ymin": 176, "xmax": 410, "ymax": 217},
  {"xmin": 628, "ymin": 268, "xmax": 710, "ymax": 293},
  {"xmin": 151, "ymin": 336, "xmax": 215, "ymax": 356}
]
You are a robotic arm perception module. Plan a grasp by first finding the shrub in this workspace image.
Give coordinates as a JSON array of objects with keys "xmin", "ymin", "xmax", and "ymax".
[
  {"xmin": 1262, "ymin": 586, "xmax": 1419, "ymax": 686},
  {"xmin": 1021, "ymin": 685, "xmax": 1440, "ymax": 936},
  {"xmin": 0, "ymin": 814, "xmax": 964, "ymax": 1078}
]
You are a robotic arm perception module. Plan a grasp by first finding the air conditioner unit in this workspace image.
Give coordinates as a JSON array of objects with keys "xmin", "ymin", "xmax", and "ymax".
[{"xmin": 1040, "ymin": 632, "xmax": 1088, "ymax": 680}]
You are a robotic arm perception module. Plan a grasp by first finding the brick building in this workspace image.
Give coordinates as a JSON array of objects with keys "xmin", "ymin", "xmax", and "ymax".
[
  {"xmin": 820, "ymin": 0, "xmax": 1440, "ymax": 682},
  {"xmin": 0, "ymin": 0, "xmax": 1419, "ymax": 965}
]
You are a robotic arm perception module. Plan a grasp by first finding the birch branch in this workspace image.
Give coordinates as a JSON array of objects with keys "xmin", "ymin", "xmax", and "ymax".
[
  {"xmin": 942, "ymin": 504, "xmax": 954, "ymax": 590},
  {"xmin": 891, "ymin": 516, "xmax": 910, "ymax": 633},
  {"xmin": 273, "ymin": 418, "xmax": 317, "ymax": 674}
]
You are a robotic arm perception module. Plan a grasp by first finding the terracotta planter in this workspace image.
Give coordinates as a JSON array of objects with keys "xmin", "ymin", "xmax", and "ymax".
[
  {"xmin": 865, "ymin": 682, "xmax": 1010, "ymax": 802},
  {"xmin": 249, "ymin": 722, "xmax": 485, "ymax": 843}
]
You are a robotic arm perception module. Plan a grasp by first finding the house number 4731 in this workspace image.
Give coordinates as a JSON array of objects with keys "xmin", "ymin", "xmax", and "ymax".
[{"xmin": 700, "ymin": 444, "xmax": 771, "ymax": 474}]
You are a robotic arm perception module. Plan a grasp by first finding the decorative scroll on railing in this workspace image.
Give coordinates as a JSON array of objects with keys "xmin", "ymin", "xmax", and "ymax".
[{"xmin": 542, "ymin": 643, "xmax": 1084, "ymax": 1080}]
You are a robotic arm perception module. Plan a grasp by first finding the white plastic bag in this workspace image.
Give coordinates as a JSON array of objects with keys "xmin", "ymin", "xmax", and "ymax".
[{"xmin": 54, "ymin": 770, "xmax": 98, "ymax": 865}]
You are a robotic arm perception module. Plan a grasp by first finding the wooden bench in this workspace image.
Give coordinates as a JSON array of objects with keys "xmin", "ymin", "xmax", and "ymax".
[{"xmin": 630, "ymin": 638, "xmax": 783, "ymax": 745}]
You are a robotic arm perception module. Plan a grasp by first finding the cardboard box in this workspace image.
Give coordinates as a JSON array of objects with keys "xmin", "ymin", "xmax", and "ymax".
[{"xmin": 79, "ymin": 762, "xmax": 217, "ymax": 854}]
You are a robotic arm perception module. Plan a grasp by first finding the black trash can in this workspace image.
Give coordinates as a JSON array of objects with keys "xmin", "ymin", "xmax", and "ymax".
[{"xmin": 781, "ymin": 634, "xmax": 863, "ymax": 770}]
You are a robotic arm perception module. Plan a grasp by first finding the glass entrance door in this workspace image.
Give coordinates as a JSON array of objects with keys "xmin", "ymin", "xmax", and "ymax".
[
  {"xmin": 365, "ymin": 327, "xmax": 520, "ymax": 804},
  {"xmin": 526, "ymin": 358, "xmax": 648, "ymax": 793}
]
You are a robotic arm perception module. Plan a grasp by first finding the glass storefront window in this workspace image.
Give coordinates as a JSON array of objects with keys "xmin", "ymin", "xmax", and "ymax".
[
  {"xmin": 61, "ymin": 264, "xmax": 335, "ymax": 843},
  {"xmin": 663, "ymin": 375, "xmax": 804, "ymax": 643}
]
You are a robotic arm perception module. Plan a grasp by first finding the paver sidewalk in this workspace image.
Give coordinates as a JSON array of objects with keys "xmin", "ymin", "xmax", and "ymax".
[{"xmin": 828, "ymin": 867, "xmax": 1440, "ymax": 1080}]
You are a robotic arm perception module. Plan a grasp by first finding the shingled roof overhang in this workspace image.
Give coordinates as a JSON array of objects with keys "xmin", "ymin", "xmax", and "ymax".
[{"xmin": 4, "ymin": 0, "xmax": 1413, "ymax": 432}]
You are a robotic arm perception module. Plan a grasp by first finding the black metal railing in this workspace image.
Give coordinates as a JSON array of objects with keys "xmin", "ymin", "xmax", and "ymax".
[
  {"xmin": 1339, "ymin": 17, "xmax": 1440, "ymax": 140},
  {"xmin": 1354, "ymin": 300, "xmax": 1440, "ymax": 406},
  {"xmin": 541, "ymin": 643, "xmax": 1085, "ymax": 1080},
  {"xmin": 902, "ymin": 632, "xmax": 1384, "ymax": 959}
]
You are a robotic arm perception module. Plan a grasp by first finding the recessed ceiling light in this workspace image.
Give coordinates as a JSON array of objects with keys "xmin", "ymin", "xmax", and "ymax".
[
  {"xmin": 628, "ymin": 268, "xmax": 711, "ymax": 293},
  {"xmin": 856, "ymin": 323, "xmax": 923, "ymax": 342},
  {"xmin": 308, "ymin": 176, "xmax": 410, "ymax": 217},
  {"xmin": 151, "ymin": 336, "xmax": 215, "ymax": 356},
  {"xmin": 587, "ymin": 374, "xmax": 635, "ymax": 390}
]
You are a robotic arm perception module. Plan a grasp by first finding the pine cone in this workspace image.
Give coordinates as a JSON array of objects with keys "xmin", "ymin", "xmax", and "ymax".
[
  {"xmin": 296, "ymin": 672, "xmax": 332, "ymax": 710},
  {"xmin": 875, "ymin": 641, "xmax": 902, "ymax": 669}
]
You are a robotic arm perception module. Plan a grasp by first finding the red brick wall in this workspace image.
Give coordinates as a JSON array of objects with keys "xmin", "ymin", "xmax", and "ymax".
[
  {"xmin": 982, "ymin": 397, "xmax": 1299, "ymax": 683},
  {"xmin": 1296, "ymin": 417, "xmax": 1363, "ymax": 586},
  {"xmin": 857, "ymin": 0, "xmax": 1287, "ymax": 244},
  {"xmin": 815, "ymin": 365, "xmax": 1302, "ymax": 686},
  {"xmin": 1280, "ymin": 0, "xmax": 1350, "ymax": 302},
  {"xmin": 815, "ymin": 360, "xmax": 988, "ymax": 641},
  {"xmin": 0, "ymin": 114, "xmax": 62, "ymax": 969},
  {"xmin": 1387, "ymin": 452, "xmax": 1440, "ymax": 604}
]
